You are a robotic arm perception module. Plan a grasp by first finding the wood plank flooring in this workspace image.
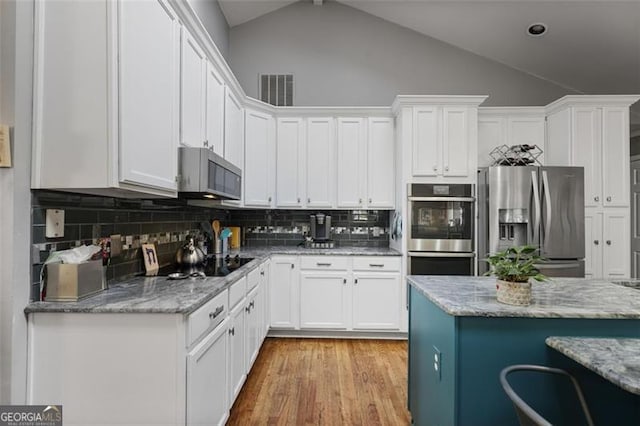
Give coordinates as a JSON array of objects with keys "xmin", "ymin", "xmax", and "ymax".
[{"xmin": 227, "ymin": 338, "xmax": 410, "ymax": 426}]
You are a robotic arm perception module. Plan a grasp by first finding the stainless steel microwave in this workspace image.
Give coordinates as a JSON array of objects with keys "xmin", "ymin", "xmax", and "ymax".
[{"xmin": 178, "ymin": 147, "xmax": 242, "ymax": 200}]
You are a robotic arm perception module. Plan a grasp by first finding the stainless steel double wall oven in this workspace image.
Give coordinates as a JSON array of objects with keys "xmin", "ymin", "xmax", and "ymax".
[{"xmin": 408, "ymin": 183, "xmax": 475, "ymax": 275}]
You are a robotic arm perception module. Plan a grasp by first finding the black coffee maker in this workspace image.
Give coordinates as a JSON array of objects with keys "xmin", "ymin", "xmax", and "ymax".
[{"xmin": 310, "ymin": 213, "xmax": 332, "ymax": 242}]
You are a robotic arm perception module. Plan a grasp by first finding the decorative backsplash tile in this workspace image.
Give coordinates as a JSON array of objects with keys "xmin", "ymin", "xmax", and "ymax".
[{"xmin": 30, "ymin": 191, "xmax": 390, "ymax": 301}]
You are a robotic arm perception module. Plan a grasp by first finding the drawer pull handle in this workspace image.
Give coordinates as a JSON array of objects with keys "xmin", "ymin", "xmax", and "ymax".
[
  {"xmin": 228, "ymin": 327, "xmax": 235, "ymax": 336},
  {"xmin": 369, "ymin": 263, "xmax": 384, "ymax": 267},
  {"xmin": 209, "ymin": 306, "xmax": 224, "ymax": 320},
  {"xmin": 250, "ymin": 301, "xmax": 255, "ymax": 309},
  {"xmin": 316, "ymin": 262, "xmax": 332, "ymax": 266},
  {"xmin": 245, "ymin": 305, "xmax": 251, "ymax": 313}
]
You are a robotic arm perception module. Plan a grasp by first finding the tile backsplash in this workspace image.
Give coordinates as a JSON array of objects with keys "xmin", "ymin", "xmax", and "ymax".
[{"xmin": 31, "ymin": 190, "xmax": 390, "ymax": 301}]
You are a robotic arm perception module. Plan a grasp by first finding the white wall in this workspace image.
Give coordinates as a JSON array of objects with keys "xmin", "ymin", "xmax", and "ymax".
[
  {"xmin": 229, "ymin": 1, "xmax": 575, "ymax": 107},
  {"xmin": 188, "ymin": 0, "xmax": 230, "ymax": 59},
  {"xmin": 0, "ymin": 0, "xmax": 32, "ymax": 404}
]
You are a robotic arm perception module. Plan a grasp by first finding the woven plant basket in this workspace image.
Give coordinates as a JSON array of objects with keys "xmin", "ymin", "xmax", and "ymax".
[{"xmin": 496, "ymin": 279, "xmax": 532, "ymax": 306}]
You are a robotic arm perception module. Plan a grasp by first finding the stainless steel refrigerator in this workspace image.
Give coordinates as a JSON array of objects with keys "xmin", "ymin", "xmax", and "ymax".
[{"xmin": 478, "ymin": 166, "xmax": 585, "ymax": 277}]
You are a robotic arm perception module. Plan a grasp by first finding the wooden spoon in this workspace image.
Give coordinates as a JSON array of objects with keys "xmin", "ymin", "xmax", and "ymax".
[{"xmin": 212, "ymin": 220, "xmax": 220, "ymax": 239}]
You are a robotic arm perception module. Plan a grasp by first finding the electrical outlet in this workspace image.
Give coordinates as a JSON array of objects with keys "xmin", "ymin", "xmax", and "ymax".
[
  {"xmin": 433, "ymin": 346, "xmax": 442, "ymax": 381},
  {"xmin": 45, "ymin": 209, "xmax": 65, "ymax": 238}
]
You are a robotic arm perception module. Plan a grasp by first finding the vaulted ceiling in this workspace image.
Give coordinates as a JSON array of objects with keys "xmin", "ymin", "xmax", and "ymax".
[{"xmin": 219, "ymin": 0, "xmax": 640, "ymax": 126}]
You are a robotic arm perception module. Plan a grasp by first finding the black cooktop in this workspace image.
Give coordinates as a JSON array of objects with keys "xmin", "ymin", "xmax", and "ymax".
[{"xmin": 156, "ymin": 255, "xmax": 254, "ymax": 279}]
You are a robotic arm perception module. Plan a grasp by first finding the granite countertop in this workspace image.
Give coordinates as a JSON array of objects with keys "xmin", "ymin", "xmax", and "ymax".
[
  {"xmin": 546, "ymin": 337, "xmax": 640, "ymax": 395},
  {"xmin": 25, "ymin": 246, "xmax": 401, "ymax": 315},
  {"xmin": 408, "ymin": 275, "xmax": 640, "ymax": 319}
]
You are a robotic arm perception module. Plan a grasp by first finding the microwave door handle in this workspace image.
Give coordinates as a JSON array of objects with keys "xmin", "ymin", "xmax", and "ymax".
[
  {"xmin": 541, "ymin": 170, "xmax": 552, "ymax": 252},
  {"xmin": 531, "ymin": 170, "xmax": 541, "ymax": 245}
]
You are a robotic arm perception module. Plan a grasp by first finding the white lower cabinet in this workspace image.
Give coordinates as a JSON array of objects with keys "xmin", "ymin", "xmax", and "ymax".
[
  {"xmin": 270, "ymin": 256, "xmax": 300, "ymax": 329},
  {"xmin": 228, "ymin": 300, "xmax": 246, "ymax": 402},
  {"xmin": 585, "ymin": 209, "xmax": 630, "ymax": 279},
  {"xmin": 352, "ymin": 273, "xmax": 401, "ymax": 330},
  {"xmin": 187, "ymin": 318, "xmax": 229, "ymax": 426},
  {"xmin": 300, "ymin": 272, "xmax": 349, "ymax": 329}
]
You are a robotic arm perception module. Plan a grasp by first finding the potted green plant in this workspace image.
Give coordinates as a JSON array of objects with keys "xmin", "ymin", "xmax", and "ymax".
[{"xmin": 484, "ymin": 245, "xmax": 547, "ymax": 306}]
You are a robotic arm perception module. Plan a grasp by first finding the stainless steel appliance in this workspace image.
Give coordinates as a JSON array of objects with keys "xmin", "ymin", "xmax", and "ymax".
[
  {"xmin": 178, "ymin": 147, "xmax": 242, "ymax": 200},
  {"xmin": 408, "ymin": 183, "xmax": 476, "ymax": 275},
  {"xmin": 478, "ymin": 166, "xmax": 585, "ymax": 277},
  {"xmin": 310, "ymin": 213, "xmax": 332, "ymax": 242}
]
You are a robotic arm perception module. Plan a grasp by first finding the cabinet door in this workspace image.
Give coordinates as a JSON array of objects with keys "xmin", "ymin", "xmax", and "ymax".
[
  {"xmin": 245, "ymin": 286, "xmax": 260, "ymax": 368},
  {"xmin": 412, "ymin": 106, "xmax": 439, "ymax": 177},
  {"xmin": 603, "ymin": 210, "xmax": 630, "ymax": 279},
  {"xmin": 299, "ymin": 272, "xmax": 349, "ymax": 329},
  {"xmin": 260, "ymin": 261, "xmax": 271, "ymax": 340},
  {"xmin": 572, "ymin": 107, "xmax": 602, "ymax": 208},
  {"xmin": 336, "ymin": 118, "xmax": 365, "ymax": 208},
  {"xmin": 367, "ymin": 117, "xmax": 395, "ymax": 208},
  {"xmin": 269, "ymin": 256, "xmax": 299, "ymax": 329},
  {"xmin": 507, "ymin": 116, "xmax": 545, "ymax": 163},
  {"xmin": 602, "ymin": 107, "xmax": 630, "ymax": 207},
  {"xmin": 180, "ymin": 27, "xmax": 206, "ymax": 148},
  {"xmin": 545, "ymin": 109, "xmax": 572, "ymax": 166},
  {"xmin": 306, "ymin": 117, "xmax": 335, "ymax": 208},
  {"xmin": 584, "ymin": 211, "xmax": 602, "ymax": 279},
  {"xmin": 186, "ymin": 318, "xmax": 228, "ymax": 426},
  {"xmin": 205, "ymin": 62, "xmax": 225, "ymax": 156},
  {"xmin": 244, "ymin": 109, "xmax": 275, "ymax": 207},
  {"xmin": 119, "ymin": 0, "xmax": 179, "ymax": 191},
  {"xmin": 227, "ymin": 301, "xmax": 245, "ymax": 403},
  {"xmin": 477, "ymin": 116, "xmax": 505, "ymax": 168},
  {"xmin": 224, "ymin": 88, "xmax": 244, "ymax": 169},
  {"xmin": 352, "ymin": 274, "xmax": 401, "ymax": 330},
  {"xmin": 276, "ymin": 118, "xmax": 304, "ymax": 207},
  {"xmin": 442, "ymin": 107, "xmax": 470, "ymax": 177}
]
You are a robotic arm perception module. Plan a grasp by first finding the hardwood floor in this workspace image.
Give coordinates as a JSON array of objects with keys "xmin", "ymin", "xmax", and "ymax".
[{"xmin": 227, "ymin": 338, "xmax": 410, "ymax": 426}]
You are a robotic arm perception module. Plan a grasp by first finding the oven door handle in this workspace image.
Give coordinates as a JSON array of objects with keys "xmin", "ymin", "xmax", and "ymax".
[
  {"xmin": 408, "ymin": 252, "xmax": 476, "ymax": 258},
  {"xmin": 408, "ymin": 196, "xmax": 475, "ymax": 202}
]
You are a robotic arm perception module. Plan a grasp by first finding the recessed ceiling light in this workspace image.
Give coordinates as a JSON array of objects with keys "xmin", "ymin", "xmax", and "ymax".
[{"xmin": 527, "ymin": 23, "xmax": 547, "ymax": 37}]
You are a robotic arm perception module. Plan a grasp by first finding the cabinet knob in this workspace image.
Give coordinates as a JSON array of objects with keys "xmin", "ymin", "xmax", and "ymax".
[
  {"xmin": 260, "ymin": 271, "xmax": 265, "ymax": 276},
  {"xmin": 606, "ymin": 196, "xmax": 612, "ymax": 202},
  {"xmin": 433, "ymin": 165, "xmax": 438, "ymax": 171},
  {"xmin": 268, "ymin": 196, "xmax": 272, "ymax": 202},
  {"xmin": 343, "ymin": 278, "xmax": 347, "ymax": 284},
  {"xmin": 444, "ymin": 166, "xmax": 449, "ymax": 172},
  {"xmin": 203, "ymin": 140, "xmax": 208, "ymax": 147},
  {"xmin": 307, "ymin": 198, "xmax": 311, "ymax": 203},
  {"xmin": 358, "ymin": 198, "xmax": 363, "ymax": 204},
  {"xmin": 606, "ymin": 240, "xmax": 612, "ymax": 246},
  {"xmin": 354, "ymin": 278, "xmax": 358, "ymax": 285},
  {"xmin": 297, "ymin": 197, "xmax": 301, "ymax": 203},
  {"xmin": 594, "ymin": 240, "xmax": 599, "ymax": 245},
  {"xmin": 368, "ymin": 198, "xmax": 372, "ymax": 204},
  {"xmin": 594, "ymin": 196, "xmax": 599, "ymax": 202}
]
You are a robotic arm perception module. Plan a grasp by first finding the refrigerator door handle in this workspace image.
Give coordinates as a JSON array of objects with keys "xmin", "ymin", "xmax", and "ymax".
[
  {"xmin": 541, "ymin": 170, "xmax": 552, "ymax": 252},
  {"xmin": 531, "ymin": 170, "xmax": 541, "ymax": 245}
]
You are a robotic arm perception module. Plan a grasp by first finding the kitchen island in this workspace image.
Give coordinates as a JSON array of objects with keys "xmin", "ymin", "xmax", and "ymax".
[{"xmin": 408, "ymin": 276, "xmax": 640, "ymax": 426}]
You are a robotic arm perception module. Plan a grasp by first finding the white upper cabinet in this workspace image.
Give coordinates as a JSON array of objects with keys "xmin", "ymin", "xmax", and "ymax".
[
  {"xmin": 478, "ymin": 109, "xmax": 545, "ymax": 167},
  {"xmin": 180, "ymin": 27, "xmax": 206, "ymax": 148},
  {"xmin": 224, "ymin": 88, "xmax": 244, "ymax": 170},
  {"xmin": 601, "ymin": 107, "xmax": 629, "ymax": 207},
  {"xmin": 276, "ymin": 117, "xmax": 305, "ymax": 207},
  {"xmin": 412, "ymin": 106, "xmax": 439, "ymax": 177},
  {"xmin": 32, "ymin": 0, "xmax": 179, "ymax": 197},
  {"xmin": 305, "ymin": 117, "xmax": 335, "ymax": 208},
  {"xmin": 205, "ymin": 62, "xmax": 225, "ymax": 157},
  {"xmin": 367, "ymin": 117, "xmax": 395, "ymax": 208},
  {"xmin": 244, "ymin": 108, "xmax": 275, "ymax": 207},
  {"xmin": 441, "ymin": 107, "xmax": 471, "ymax": 177},
  {"xmin": 336, "ymin": 117, "xmax": 366, "ymax": 208}
]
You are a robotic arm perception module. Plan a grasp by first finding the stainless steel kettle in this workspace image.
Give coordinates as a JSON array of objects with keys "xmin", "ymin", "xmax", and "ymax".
[{"xmin": 175, "ymin": 236, "xmax": 205, "ymax": 265}]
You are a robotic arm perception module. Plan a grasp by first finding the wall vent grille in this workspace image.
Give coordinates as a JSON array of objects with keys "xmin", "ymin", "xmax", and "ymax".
[{"xmin": 259, "ymin": 74, "xmax": 293, "ymax": 106}]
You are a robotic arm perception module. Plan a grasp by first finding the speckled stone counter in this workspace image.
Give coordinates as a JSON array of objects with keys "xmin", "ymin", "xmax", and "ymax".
[
  {"xmin": 407, "ymin": 275, "xmax": 640, "ymax": 319},
  {"xmin": 546, "ymin": 337, "xmax": 640, "ymax": 395},
  {"xmin": 25, "ymin": 246, "xmax": 400, "ymax": 314}
]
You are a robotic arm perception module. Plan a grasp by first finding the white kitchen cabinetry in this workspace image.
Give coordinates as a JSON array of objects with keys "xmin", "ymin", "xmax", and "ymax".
[
  {"xmin": 352, "ymin": 257, "xmax": 401, "ymax": 330},
  {"xmin": 180, "ymin": 27, "xmax": 206, "ymax": 148},
  {"xmin": 367, "ymin": 117, "xmax": 395, "ymax": 208},
  {"xmin": 227, "ymin": 276, "xmax": 247, "ymax": 404},
  {"xmin": 244, "ymin": 108, "xmax": 275, "ymax": 207},
  {"xmin": 412, "ymin": 106, "xmax": 476, "ymax": 179},
  {"xmin": 270, "ymin": 256, "xmax": 300, "ymax": 329},
  {"xmin": 306, "ymin": 117, "xmax": 335, "ymax": 208},
  {"xmin": 32, "ymin": 0, "xmax": 179, "ymax": 197},
  {"xmin": 300, "ymin": 272, "xmax": 349, "ymax": 329},
  {"xmin": 186, "ymin": 317, "xmax": 229, "ymax": 426},
  {"xmin": 276, "ymin": 118, "xmax": 305, "ymax": 207},
  {"xmin": 224, "ymin": 88, "xmax": 244, "ymax": 169},
  {"xmin": 260, "ymin": 259, "xmax": 271, "ymax": 340},
  {"xmin": 336, "ymin": 117, "xmax": 366, "ymax": 208},
  {"xmin": 477, "ymin": 109, "xmax": 545, "ymax": 167},
  {"xmin": 245, "ymin": 285, "xmax": 262, "ymax": 367},
  {"xmin": 205, "ymin": 62, "xmax": 225, "ymax": 156},
  {"xmin": 585, "ymin": 209, "xmax": 630, "ymax": 279}
]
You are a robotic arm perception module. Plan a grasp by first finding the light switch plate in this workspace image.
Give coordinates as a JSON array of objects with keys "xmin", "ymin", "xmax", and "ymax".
[
  {"xmin": 433, "ymin": 345, "xmax": 442, "ymax": 381},
  {"xmin": 45, "ymin": 209, "xmax": 65, "ymax": 238}
]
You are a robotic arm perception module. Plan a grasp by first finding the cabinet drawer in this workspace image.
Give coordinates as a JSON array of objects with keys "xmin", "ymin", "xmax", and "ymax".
[
  {"xmin": 188, "ymin": 289, "xmax": 228, "ymax": 347},
  {"xmin": 352, "ymin": 256, "xmax": 401, "ymax": 272},
  {"xmin": 247, "ymin": 266, "xmax": 260, "ymax": 291},
  {"xmin": 229, "ymin": 276, "xmax": 247, "ymax": 309},
  {"xmin": 299, "ymin": 256, "xmax": 350, "ymax": 271}
]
